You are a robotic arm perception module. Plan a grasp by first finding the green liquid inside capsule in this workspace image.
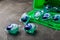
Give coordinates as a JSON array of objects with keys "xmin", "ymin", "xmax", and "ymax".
[{"xmin": 8, "ymin": 26, "xmax": 19, "ymax": 35}]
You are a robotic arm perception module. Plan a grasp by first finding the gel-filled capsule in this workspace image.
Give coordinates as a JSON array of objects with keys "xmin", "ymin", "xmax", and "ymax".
[
  {"xmin": 24, "ymin": 23, "xmax": 36, "ymax": 34},
  {"xmin": 53, "ymin": 14, "xmax": 60, "ymax": 21},
  {"xmin": 43, "ymin": 13, "xmax": 50, "ymax": 20},
  {"xmin": 19, "ymin": 13, "xmax": 29, "ymax": 22},
  {"xmin": 6, "ymin": 24, "xmax": 20, "ymax": 35}
]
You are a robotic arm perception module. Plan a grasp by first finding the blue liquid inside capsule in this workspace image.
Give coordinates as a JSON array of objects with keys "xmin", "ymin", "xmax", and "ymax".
[
  {"xmin": 7, "ymin": 24, "xmax": 13, "ymax": 30},
  {"xmin": 53, "ymin": 15, "xmax": 59, "ymax": 21},
  {"xmin": 43, "ymin": 17, "xmax": 47, "ymax": 19},
  {"xmin": 21, "ymin": 16, "xmax": 28, "ymax": 22},
  {"xmin": 24, "ymin": 24, "xmax": 32, "ymax": 30},
  {"xmin": 43, "ymin": 13, "xmax": 50, "ymax": 19}
]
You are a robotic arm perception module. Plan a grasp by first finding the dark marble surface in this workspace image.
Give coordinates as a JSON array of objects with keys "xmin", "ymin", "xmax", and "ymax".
[{"xmin": 0, "ymin": 0, "xmax": 60, "ymax": 40}]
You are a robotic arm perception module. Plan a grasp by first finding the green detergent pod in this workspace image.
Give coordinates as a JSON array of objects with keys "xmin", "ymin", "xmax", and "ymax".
[
  {"xmin": 53, "ymin": 14, "xmax": 60, "ymax": 23},
  {"xmin": 42, "ymin": 13, "xmax": 51, "ymax": 20},
  {"xmin": 34, "ymin": 10, "xmax": 44, "ymax": 20},
  {"xmin": 6, "ymin": 24, "xmax": 20, "ymax": 35},
  {"xmin": 24, "ymin": 23, "xmax": 36, "ymax": 34},
  {"xmin": 20, "ymin": 0, "xmax": 60, "ymax": 30}
]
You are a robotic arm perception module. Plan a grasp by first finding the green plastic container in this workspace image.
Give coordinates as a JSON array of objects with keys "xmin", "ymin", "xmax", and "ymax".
[
  {"xmin": 33, "ymin": 0, "xmax": 45, "ymax": 8},
  {"xmin": 47, "ymin": 0, "xmax": 60, "ymax": 7},
  {"xmin": 23, "ymin": 0, "xmax": 60, "ymax": 30},
  {"xmin": 27, "ymin": 10, "xmax": 60, "ymax": 30}
]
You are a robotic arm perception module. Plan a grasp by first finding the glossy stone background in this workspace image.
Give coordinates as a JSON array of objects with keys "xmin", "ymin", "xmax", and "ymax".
[{"xmin": 0, "ymin": 0, "xmax": 60, "ymax": 40}]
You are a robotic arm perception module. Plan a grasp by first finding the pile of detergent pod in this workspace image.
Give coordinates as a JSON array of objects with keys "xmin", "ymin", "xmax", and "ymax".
[
  {"xmin": 19, "ymin": 5, "xmax": 60, "ymax": 35},
  {"xmin": 6, "ymin": 23, "xmax": 36, "ymax": 35},
  {"xmin": 44, "ymin": 5, "xmax": 60, "ymax": 22},
  {"xmin": 34, "ymin": 5, "xmax": 60, "ymax": 22},
  {"xmin": 6, "ymin": 13, "xmax": 37, "ymax": 35},
  {"xmin": 34, "ymin": 10, "xmax": 60, "ymax": 22},
  {"xmin": 6, "ymin": 5, "xmax": 60, "ymax": 35},
  {"xmin": 44, "ymin": 5, "xmax": 60, "ymax": 12},
  {"xmin": 19, "ymin": 13, "xmax": 37, "ymax": 34},
  {"xmin": 20, "ymin": 6, "xmax": 60, "ymax": 24}
]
